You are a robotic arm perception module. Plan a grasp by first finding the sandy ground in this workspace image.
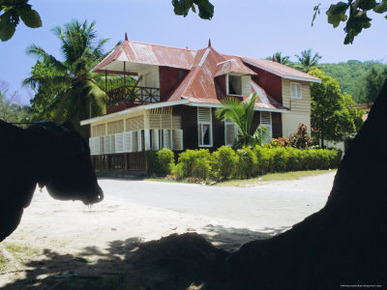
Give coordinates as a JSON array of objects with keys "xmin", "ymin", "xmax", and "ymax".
[{"xmin": 0, "ymin": 172, "xmax": 336, "ymax": 288}]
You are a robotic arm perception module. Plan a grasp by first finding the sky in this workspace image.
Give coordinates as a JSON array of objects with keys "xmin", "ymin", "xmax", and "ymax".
[{"xmin": 0, "ymin": 0, "xmax": 386, "ymax": 104}]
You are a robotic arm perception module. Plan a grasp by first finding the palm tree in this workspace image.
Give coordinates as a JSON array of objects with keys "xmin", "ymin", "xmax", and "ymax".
[
  {"xmin": 266, "ymin": 52, "xmax": 290, "ymax": 65},
  {"xmin": 23, "ymin": 20, "xmax": 108, "ymax": 135},
  {"xmin": 295, "ymin": 49, "xmax": 322, "ymax": 73},
  {"xmin": 216, "ymin": 93, "xmax": 268, "ymax": 148}
]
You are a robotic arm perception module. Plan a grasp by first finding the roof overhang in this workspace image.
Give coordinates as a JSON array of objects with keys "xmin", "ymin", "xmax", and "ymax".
[
  {"xmin": 242, "ymin": 59, "xmax": 321, "ymax": 83},
  {"xmin": 80, "ymin": 99, "xmax": 189, "ymax": 125},
  {"xmin": 186, "ymin": 102, "xmax": 290, "ymax": 113}
]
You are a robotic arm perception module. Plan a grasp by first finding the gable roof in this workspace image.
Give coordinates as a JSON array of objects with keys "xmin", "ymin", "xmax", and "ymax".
[
  {"xmin": 93, "ymin": 39, "xmax": 318, "ymax": 83},
  {"xmin": 90, "ymin": 39, "xmax": 320, "ymax": 116},
  {"xmin": 242, "ymin": 57, "xmax": 321, "ymax": 83},
  {"xmin": 92, "ymin": 40, "xmax": 196, "ymax": 73}
]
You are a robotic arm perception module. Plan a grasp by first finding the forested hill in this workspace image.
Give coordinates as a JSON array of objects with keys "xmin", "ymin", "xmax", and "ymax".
[{"xmin": 320, "ymin": 60, "xmax": 387, "ymax": 103}]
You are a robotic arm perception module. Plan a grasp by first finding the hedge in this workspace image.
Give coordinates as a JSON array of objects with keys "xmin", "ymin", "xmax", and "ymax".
[
  {"xmin": 147, "ymin": 147, "xmax": 342, "ymax": 180},
  {"xmin": 146, "ymin": 148, "xmax": 175, "ymax": 176},
  {"xmin": 173, "ymin": 149, "xmax": 211, "ymax": 180}
]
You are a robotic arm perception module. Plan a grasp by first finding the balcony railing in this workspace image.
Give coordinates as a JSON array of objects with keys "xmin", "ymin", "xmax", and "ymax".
[{"xmin": 106, "ymin": 85, "xmax": 160, "ymax": 107}]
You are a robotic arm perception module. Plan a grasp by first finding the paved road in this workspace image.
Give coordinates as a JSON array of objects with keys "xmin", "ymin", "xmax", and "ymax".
[{"xmin": 98, "ymin": 171, "xmax": 336, "ymax": 231}]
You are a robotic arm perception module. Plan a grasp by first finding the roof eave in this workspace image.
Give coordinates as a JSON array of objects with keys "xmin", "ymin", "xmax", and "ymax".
[
  {"xmin": 242, "ymin": 59, "xmax": 321, "ymax": 83},
  {"xmin": 185, "ymin": 102, "xmax": 289, "ymax": 113},
  {"xmin": 80, "ymin": 99, "xmax": 190, "ymax": 125}
]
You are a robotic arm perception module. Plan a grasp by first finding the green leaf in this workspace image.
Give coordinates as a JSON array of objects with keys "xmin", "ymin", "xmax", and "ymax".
[
  {"xmin": 172, "ymin": 0, "xmax": 213, "ymax": 19},
  {"xmin": 172, "ymin": 0, "xmax": 194, "ymax": 17},
  {"xmin": 20, "ymin": 9, "xmax": 41, "ymax": 28},
  {"xmin": 327, "ymin": 2, "xmax": 349, "ymax": 28},
  {"xmin": 355, "ymin": 0, "xmax": 377, "ymax": 10},
  {"xmin": 311, "ymin": 3, "xmax": 321, "ymax": 27},
  {"xmin": 374, "ymin": 1, "xmax": 387, "ymax": 13},
  {"xmin": 0, "ymin": 13, "xmax": 16, "ymax": 41},
  {"xmin": 194, "ymin": 0, "xmax": 214, "ymax": 20},
  {"xmin": 344, "ymin": 11, "xmax": 372, "ymax": 44}
]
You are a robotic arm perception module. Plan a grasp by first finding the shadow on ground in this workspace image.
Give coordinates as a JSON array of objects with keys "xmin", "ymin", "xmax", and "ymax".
[{"xmin": 1, "ymin": 225, "xmax": 283, "ymax": 289}]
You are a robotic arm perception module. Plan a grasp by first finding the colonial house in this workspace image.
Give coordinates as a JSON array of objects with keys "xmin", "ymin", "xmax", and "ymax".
[{"xmin": 80, "ymin": 36, "xmax": 320, "ymax": 172}]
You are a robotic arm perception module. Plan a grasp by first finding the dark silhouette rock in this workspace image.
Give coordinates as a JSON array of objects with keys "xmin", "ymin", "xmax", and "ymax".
[
  {"xmin": 0, "ymin": 121, "xmax": 103, "ymax": 242},
  {"xmin": 227, "ymin": 80, "xmax": 387, "ymax": 289}
]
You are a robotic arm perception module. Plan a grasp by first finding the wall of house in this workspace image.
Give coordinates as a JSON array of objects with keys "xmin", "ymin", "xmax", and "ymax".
[
  {"xmin": 281, "ymin": 79, "xmax": 311, "ymax": 137},
  {"xmin": 159, "ymin": 67, "xmax": 188, "ymax": 102},
  {"xmin": 247, "ymin": 65, "xmax": 283, "ymax": 104},
  {"xmin": 138, "ymin": 66, "xmax": 160, "ymax": 88},
  {"xmin": 90, "ymin": 111, "xmax": 146, "ymax": 137},
  {"xmin": 179, "ymin": 106, "xmax": 284, "ymax": 150},
  {"xmin": 215, "ymin": 75, "xmax": 226, "ymax": 96}
]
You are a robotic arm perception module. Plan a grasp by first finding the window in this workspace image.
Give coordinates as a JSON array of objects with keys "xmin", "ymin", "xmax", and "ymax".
[
  {"xmin": 260, "ymin": 111, "xmax": 272, "ymax": 144},
  {"xmin": 225, "ymin": 119, "xmax": 238, "ymax": 146},
  {"xmin": 228, "ymin": 75, "xmax": 242, "ymax": 95},
  {"xmin": 227, "ymin": 74, "xmax": 251, "ymax": 96},
  {"xmin": 197, "ymin": 107, "xmax": 213, "ymax": 147},
  {"xmin": 290, "ymin": 82, "xmax": 302, "ymax": 99}
]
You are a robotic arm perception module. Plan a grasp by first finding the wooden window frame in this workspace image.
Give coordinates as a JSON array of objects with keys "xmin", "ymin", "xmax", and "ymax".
[
  {"xmin": 224, "ymin": 119, "xmax": 238, "ymax": 146},
  {"xmin": 260, "ymin": 111, "xmax": 273, "ymax": 144},
  {"xmin": 197, "ymin": 108, "xmax": 213, "ymax": 147},
  {"xmin": 290, "ymin": 82, "xmax": 302, "ymax": 99}
]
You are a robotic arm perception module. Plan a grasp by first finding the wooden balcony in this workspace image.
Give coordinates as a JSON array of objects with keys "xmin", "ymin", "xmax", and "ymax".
[{"xmin": 106, "ymin": 85, "xmax": 160, "ymax": 108}]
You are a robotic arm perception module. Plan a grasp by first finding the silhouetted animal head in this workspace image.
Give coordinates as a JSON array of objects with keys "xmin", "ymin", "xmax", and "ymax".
[{"xmin": 30, "ymin": 122, "xmax": 104, "ymax": 205}]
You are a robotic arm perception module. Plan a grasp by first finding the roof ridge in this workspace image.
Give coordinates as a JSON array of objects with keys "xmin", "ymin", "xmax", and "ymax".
[{"xmin": 127, "ymin": 39, "xmax": 197, "ymax": 53}]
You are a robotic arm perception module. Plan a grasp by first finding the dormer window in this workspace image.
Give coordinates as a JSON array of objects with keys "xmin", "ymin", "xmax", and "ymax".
[
  {"xmin": 227, "ymin": 74, "xmax": 251, "ymax": 96},
  {"xmin": 228, "ymin": 74, "xmax": 242, "ymax": 95}
]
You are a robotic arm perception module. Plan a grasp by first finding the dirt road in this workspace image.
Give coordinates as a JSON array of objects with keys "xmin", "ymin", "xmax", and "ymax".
[{"xmin": 0, "ymin": 172, "xmax": 336, "ymax": 288}]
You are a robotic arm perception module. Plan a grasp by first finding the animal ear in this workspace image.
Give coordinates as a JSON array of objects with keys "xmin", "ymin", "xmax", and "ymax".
[{"xmin": 62, "ymin": 121, "xmax": 76, "ymax": 131}]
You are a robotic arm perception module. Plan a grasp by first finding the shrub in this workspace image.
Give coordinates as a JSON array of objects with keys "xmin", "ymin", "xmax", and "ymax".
[
  {"xmin": 147, "ymin": 148, "xmax": 175, "ymax": 176},
  {"xmin": 253, "ymin": 146, "xmax": 273, "ymax": 175},
  {"xmin": 287, "ymin": 123, "xmax": 314, "ymax": 149},
  {"xmin": 174, "ymin": 149, "xmax": 211, "ymax": 180},
  {"xmin": 286, "ymin": 147, "xmax": 303, "ymax": 171},
  {"xmin": 235, "ymin": 147, "xmax": 258, "ymax": 179},
  {"xmin": 271, "ymin": 147, "xmax": 289, "ymax": 172},
  {"xmin": 329, "ymin": 149, "xmax": 343, "ymax": 168},
  {"xmin": 211, "ymin": 146, "xmax": 237, "ymax": 180}
]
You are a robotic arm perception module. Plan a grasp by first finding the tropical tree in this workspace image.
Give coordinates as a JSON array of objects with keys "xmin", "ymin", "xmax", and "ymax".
[
  {"xmin": 309, "ymin": 68, "xmax": 363, "ymax": 147},
  {"xmin": 216, "ymin": 93, "xmax": 269, "ymax": 148},
  {"xmin": 23, "ymin": 20, "xmax": 108, "ymax": 136},
  {"xmin": 265, "ymin": 52, "xmax": 291, "ymax": 65},
  {"xmin": 295, "ymin": 49, "xmax": 322, "ymax": 73},
  {"xmin": 0, "ymin": 80, "xmax": 30, "ymax": 122},
  {"xmin": 358, "ymin": 67, "xmax": 387, "ymax": 103}
]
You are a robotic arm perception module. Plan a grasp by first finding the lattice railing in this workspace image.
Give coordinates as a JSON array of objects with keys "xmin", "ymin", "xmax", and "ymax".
[{"xmin": 106, "ymin": 85, "xmax": 160, "ymax": 107}]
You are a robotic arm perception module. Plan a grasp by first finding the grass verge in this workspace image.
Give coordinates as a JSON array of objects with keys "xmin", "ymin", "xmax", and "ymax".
[
  {"xmin": 146, "ymin": 169, "xmax": 336, "ymax": 187},
  {"xmin": 216, "ymin": 169, "xmax": 336, "ymax": 187}
]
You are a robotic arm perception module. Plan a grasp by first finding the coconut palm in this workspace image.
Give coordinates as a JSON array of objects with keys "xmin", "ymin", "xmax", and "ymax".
[
  {"xmin": 295, "ymin": 49, "xmax": 322, "ymax": 73},
  {"xmin": 266, "ymin": 52, "xmax": 291, "ymax": 65},
  {"xmin": 23, "ymin": 20, "xmax": 108, "ymax": 135},
  {"xmin": 216, "ymin": 93, "xmax": 269, "ymax": 148}
]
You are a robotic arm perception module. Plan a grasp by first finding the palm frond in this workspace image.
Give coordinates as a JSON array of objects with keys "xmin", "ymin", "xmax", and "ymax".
[{"xmin": 26, "ymin": 44, "xmax": 68, "ymax": 73}]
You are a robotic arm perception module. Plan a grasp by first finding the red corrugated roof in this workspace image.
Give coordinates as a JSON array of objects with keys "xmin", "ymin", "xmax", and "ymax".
[
  {"xmin": 242, "ymin": 57, "xmax": 321, "ymax": 83},
  {"xmin": 92, "ymin": 40, "xmax": 196, "ymax": 73},
  {"xmin": 92, "ymin": 39, "xmax": 318, "ymax": 113},
  {"xmin": 93, "ymin": 39, "xmax": 319, "ymax": 83},
  {"xmin": 168, "ymin": 46, "xmax": 224, "ymax": 102}
]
